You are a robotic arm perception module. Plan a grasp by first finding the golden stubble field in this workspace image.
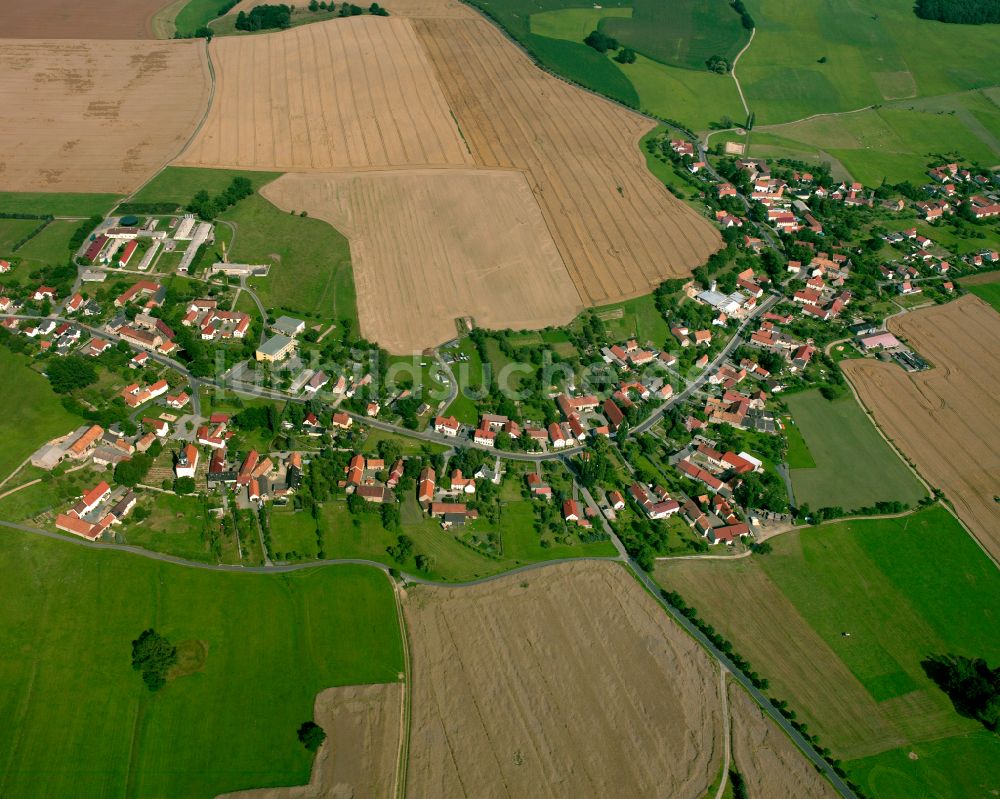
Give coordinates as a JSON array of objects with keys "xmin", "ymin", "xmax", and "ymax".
[
  {"xmin": 218, "ymin": 683, "xmax": 403, "ymax": 799},
  {"xmin": 0, "ymin": 0, "xmax": 174, "ymax": 39},
  {"xmin": 412, "ymin": 15, "xmax": 721, "ymax": 306},
  {"xmin": 0, "ymin": 39, "xmax": 210, "ymax": 193},
  {"xmin": 178, "ymin": 17, "xmax": 473, "ymax": 171},
  {"xmin": 402, "ymin": 561, "xmax": 723, "ymax": 797},
  {"xmin": 842, "ymin": 295, "xmax": 1000, "ymax": 563},
  {"xmin": 261, "ymin": 170, "xmax": 582, "ymax": 351}
]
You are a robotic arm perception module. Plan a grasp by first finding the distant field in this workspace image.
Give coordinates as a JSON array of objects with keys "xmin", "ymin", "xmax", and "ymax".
[
  {"xmin": 5, "ymin": 221, "xmax": 77, "ymax": 272},
  {"xmin": 657, "ymin": 506, "xmax": 1000, "ymax": 796},
  {"xmin": 173, "ymin": 0, "xmax": 228, "ymax": 35},
  {"xmin": 0, "ymin": 349, "xmax": 83, "ymax": 481},
  {"xmin": 529, "ymin": 6, "xmax": 632, "ymax": 41},
  {"xmin": 0, "ymin": 0, "xmax": 174, "ymax": 38},
  {"xmin": 602, "ymin": 0, "xmax": 749, "ymax": 71},
  {"xmin": 740, "ymin": 0, "xmax": 1000, "ymax": 124},
  {"xmin": 0, "ymin": 40, "xmax": 210, "ymax": 193},
  {"xmin": 784, "ymin": 389, "xmax": 925, "ymax": 511},
  {"xmin": 0, "ymin": 534, "xmax": 403, "ymax": 799}
]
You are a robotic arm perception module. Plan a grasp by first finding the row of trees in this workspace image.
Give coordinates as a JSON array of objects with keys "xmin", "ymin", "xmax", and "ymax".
[
  {"xmin": 188, "ymin": 176, "xmax": 254, "ymax": 221},
  {"xmin": 915, "ymin": 0, "xmax": 1000, "ymax": 24}
]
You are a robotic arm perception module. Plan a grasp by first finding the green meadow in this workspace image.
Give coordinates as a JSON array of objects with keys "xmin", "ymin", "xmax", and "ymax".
[
  {"xmin": 965, "ymin": 281, "xmax": 1000, "ymax": 313},
  {"xmin": 0, "ymin": 349, "xmax": 84, "ymax": 482},
  {"xmin": 0, "ymin": 533, "xmax": 402, "ymax": 799},
  {"xmin": 784, "ymin": 389, "xmax": 926, "ymax": 511}
]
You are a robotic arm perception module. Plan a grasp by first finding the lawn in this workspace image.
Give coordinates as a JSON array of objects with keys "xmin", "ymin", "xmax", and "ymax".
[
  {"xmin": 231, "ymin": 195, "xmax": 356, "ymax": 328},
  {"xmin": 965, "ymin": 281, "xmax": 1000, "ymax": 314},
  {"xmin": 0, "ymin": 218, "xmax": 43, "ymax": 254},
  {"xmin": 444, "ymin": 337, "xmax": 486, "ymax": 425},
  {"xmin": 656, "ymin": 506, "xmax": 1000, "ymax": 797},
  {"xmin": 269, "ymin": 505, "xmax": 320, "ymax": 560},
  {"xmin": 602, "ymin": 0, "xmax": 749, "ymax": 71},
  {"xmin": 529, "ymin": 6, "xmax": 632, "ymax": 42},
  {"xmin": 585, "ymin": 290, "xmax": 672, "ymax": 348},
  {"xmin": 0, "ymin": 532, "xmax": 402, "ymax": 799},
  {"xmin": 6, "ymin": 220, "xmax": 78, "ymax": 271},
  {"xmin": 120, "ymin": 492, "xmax": 231, "ymax": 564},
  {"xmin": 0, "ymin": 348, "xmax": 84, "ymax": 482},
  {"xmin": 0, "ymin": 192, "xmax": 119, "ymax": 217},
  {"xmin": 784, "ymin": 389, "xmax": 925, "ymax": 512},
  {"xmin": 782, "ymin": 415, "xmax": 816, "ymax": 469}
]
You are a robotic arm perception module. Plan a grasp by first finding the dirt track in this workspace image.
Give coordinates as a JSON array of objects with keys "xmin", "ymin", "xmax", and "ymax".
[
  {"xmin": 178, "ymin": 18, "xmax": 472, "ymax": 171},
  {"xmin": 403, "ymin": 561, "xmax": 723, "ymax": 798},
  {"xmin": 218, "ymin": 683, "xmax": 402, "ymax": 799},
  {"xmin": 0, "ymin": 39, "xmax": 210, "ymax": 193},
  {"xmin": 842, "ymin": 296, "xmax": 1000, "ymax": 562},
  {"xmin": 728, "ymin": 682, "xmax": 839, "ymax": 799},
  {"xmin": 261, "ymin": 170, "xmax": 582, "ymax": 352},
  {"xmin": 0, "ymin": 0, "xmax": 174, "ymax": 39},
  {"xmin": 412, "ymin": 15, "xmax": 721, "ymax": 306}
]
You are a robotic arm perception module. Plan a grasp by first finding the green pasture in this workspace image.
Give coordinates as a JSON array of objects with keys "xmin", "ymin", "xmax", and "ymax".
[
  {"xmin": 965, "ymin": 281, "xmax": 1000, "ymax": 313},
  {"xmin": 784, "ymin": 389, "xmax": 925, "ymax": 511},
  {"xmin": 0, "ymin": 533, "xmax": 402, "ymax": 799},
  {"xmin": 0, "ymin": 192, "xmax": 119, "ymax": 217}
]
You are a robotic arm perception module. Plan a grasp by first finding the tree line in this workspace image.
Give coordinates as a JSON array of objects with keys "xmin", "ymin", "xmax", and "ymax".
[{"xmin": 915, "ymin": 0, "xmax": 1000, "ymax": 24}]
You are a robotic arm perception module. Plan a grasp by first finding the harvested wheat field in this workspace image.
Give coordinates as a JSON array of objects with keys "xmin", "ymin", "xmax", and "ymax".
[
  {"xmin": 0, "ymin": 40, "xmax": 210, "ymax": 193},
  {"xmin": 219, "ymin": 683, "xmax": 403, "ymax": 799},
  {"xmin": 728, "ymin": 682, "xmax": 839, "ymax": 799},
  {"xmin": 412, "ymin": 16, "xmax": 721, "ymax": 305},
  {"xmin": 402, "ymin": 561, "xmax": 723, "ymax": 798},
  {"xmin": 0, "ymin": 0, "xmax": 174, "ymax": 39},
  {"xmin": 178, "ymin": 17, "xmax": 472, "ymax": 171},
  {"xmin": 261, "ymin": 170, "xmax": 581, "ymax": 351},
  {"xmin": 842, "ymin": 295, "xmax": 1000, "ymax": 562}
]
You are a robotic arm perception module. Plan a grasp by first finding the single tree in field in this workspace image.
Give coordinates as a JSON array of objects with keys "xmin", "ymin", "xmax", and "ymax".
[{"xmin": 297, "ymin": 720, "xmax": 327, "ymax": 752}]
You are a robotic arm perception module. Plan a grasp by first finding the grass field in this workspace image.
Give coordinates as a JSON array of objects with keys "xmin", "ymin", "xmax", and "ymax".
[
  {"xmin": 0, "ymin": 218, "xmax": 42, "ymax": 254},
  {"xmin": 740, "ymin": 0, "xmax": 1000, "ymax": 124},
  {"xmin": 0, "ymin": 192, "xmax": 119, "ymax": 217},
  {"xmin": 602, "ymin": 0, "xmax": 749, "ymax": 71},
  {"xmin": 5, "ymin": 220, "xmax": 77, "ymax": 271},
  {"xmin": 172, "ymin": 0, "xmax": 227, "ymax": 36},
  {"xmin": 228, "ymin": 195, "xmax": 356, "ymax": 326},
  {"xmin": 965, "ymin": 281, "xmax": 1000, "ymax": 313},
  {"xmin": 0, "ymin": 349, "xmax": 83, "ymax": 482},
  {"xmin": 529, "ymin": 6, "xmax": 632, "ymax": 41},
  {"xmin": 126, "ymin": 166, "xmax": 281, "ymax": 209},
  {"xmin": 120, "ymin": 492, "xmax": 232, "ymax": 564},
  {"xmin": 781, "ymin": 415, "xmax": 815, "ymax": 469},
  {"xmin": 784, "ymin": 389, "xmax": 925, "ymax": 511},
  {"xmin": 0, "ymin": 532, "xmax": 402, "ymax": 799},
  {"xmin": 444, "ymin": 338, "xmax": 486, "ymax": 425},
  {"xmin": 656, "ymin": 506, "xmax": 1000, "ymax": 796},
  {"xmin": 585, "ymin": 291, "xmax": 672, "ymax": 348}
]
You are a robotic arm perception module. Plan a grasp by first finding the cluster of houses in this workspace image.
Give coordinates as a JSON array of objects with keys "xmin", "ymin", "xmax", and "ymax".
[
  {"xmin": 55, "ymin": 480, "xmax": 137, "ymax": 541},
  {"xmin": 82, "ymin": 214, "xmax": 215, "ymax": 275},
  {"xmin": 417, "ymin": 461, "xmax": 500, "ymax": 528},
  {"xmin": 182, "ymin": 298, "xmax": 251, "ymax": 341}
]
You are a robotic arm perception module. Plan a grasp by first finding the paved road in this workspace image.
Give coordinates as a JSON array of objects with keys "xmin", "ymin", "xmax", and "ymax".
[{"xmin": 629, "ymin": 293, "xmax": 779, "ymax": 436}]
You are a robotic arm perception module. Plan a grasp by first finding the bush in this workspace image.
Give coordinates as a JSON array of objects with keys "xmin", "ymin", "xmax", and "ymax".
[
  {"xmin": 583, "ymin": 30, "xmax": 619, "ymax": 54},
  {"xmin": 297, "ymin": 720, "xmax": 326, "ymax": 752},
  {"xmin": 131, "ymin": 629, "xmax": 177, "ymax": 692}
]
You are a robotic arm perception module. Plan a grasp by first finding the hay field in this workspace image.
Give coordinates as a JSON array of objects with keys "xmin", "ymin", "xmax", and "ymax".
[
  {"xmin": 0, "ymin": 0, "xmax": 173, "ymax": 39},
  {"xmin": 414, "ymin": 16, "xmax": 720, "ymax": 306},
  {"xmin": 728, "ymin": 682, "xmax": 839, "ymax": 799},
  {"xmin": 842, "ymin": 296, "xmax": 1000, "ymax": 563},
  {"xmin": 402, "ymin": 561, "xmax": 723, "ymax": 798},
  {"xmin": 0, "ymin": 40, "xmax": 210, "ymax": 193},
  {"xmin": 219, "ymin": 683, "xmax": 403, "ymax": 799},
  {"xmin": 261, "ymin": 170, "xmax": 582, "ymax": 352},
  {"xmin": 178, "ymin": 18, "xmax": 472, "ymax": 171}
]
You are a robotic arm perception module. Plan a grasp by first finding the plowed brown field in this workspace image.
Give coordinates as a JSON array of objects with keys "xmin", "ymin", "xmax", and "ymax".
[
  {"xmin": 842, "ymin": 296, "xmax": 1000, "ymax": 563},
  {"xmin": 218, "ymin": 683, "xmax": 403, "ymax": 799},
  {"xmin": 402, "ymin": 561, "xmax": 723, "ymax": 798},
  {"xmin": 261, "ymin": 170, "xmax": 581, "ymax": 351},
  {"xmin": 412, "ymin": 16, "xmax": 721, "ymax": 305},
  {"xmin": 0, "ymin": 0, "xmax": 173, "ymax": 39},
  {"xmin": 728, "ymin": 682, "xmax": 840, "ymax": 799},
  {"xmin": 178, "ymin": 18, "xmax": 472, "ymax": 171},
  {"xmin": 0, "ymin": 40, "xmax": 210, "ymax": 193}
]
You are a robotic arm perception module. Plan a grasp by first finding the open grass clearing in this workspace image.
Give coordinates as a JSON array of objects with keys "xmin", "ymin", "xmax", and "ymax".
[
  {"xmin": 0, "ymin": 348, "xmax": 84, "ymax": 482},
  {"xmin": 528, "ymin": 6, "xmax": 632, "ymax": 41},
  {"xmin": 964, "ymin": 281, "xmax": 1000, "ymax": 313},
  {"xmin": 784, "ymin": 389, "xmax": 925, "ymax": 512},
  {"xmin": 782, "ymin": 415, "xmax": 815, "ymax": 469},
  {"xmin": 0, "ymin": 192, "xmax": 119, "ymax": 218},
  {"xmin": 0, "ymin": 532, "xmax": 402, "ymax": 799}
]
